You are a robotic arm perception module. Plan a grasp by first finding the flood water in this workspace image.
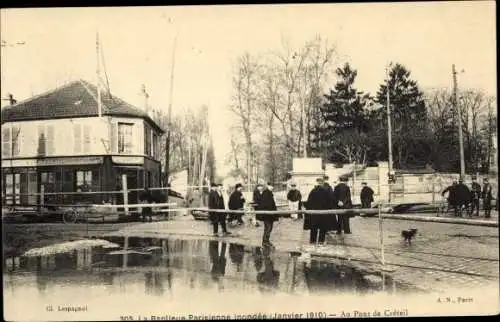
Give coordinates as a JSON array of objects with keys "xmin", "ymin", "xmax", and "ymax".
[{"xmin": 4, "ymin": 236, "xmax": 421, "ymax": 321}]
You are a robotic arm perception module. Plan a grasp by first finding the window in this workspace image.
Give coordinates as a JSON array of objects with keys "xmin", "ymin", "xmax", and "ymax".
[
  {"xmin": 144, "ymin": 125, "xmax": 152, "ymax": 156},
  {"xmin": 75, "ymin": 170, "xmax": 93, "ymax": 191},
  {"xmin": 118, "ymin": 123, "xmax": 133, "ymax": 154},
  {"xmin": 37, "ymin": 125, "xmax": 54, "ymax": 156},
  {"xmin": 152, "ymin": 133, "xmax": 158, "ymax": 159},
  {"xmin": 4, "ymin": 173, "xmax": 20, "ymax": 205},
  {"xmin": 73, "ymin": 124, "xmax": 91, "ymax": 154},
  {"xmin": 2, "ymin": 125, "xmax": 21, "ymax": 158}
]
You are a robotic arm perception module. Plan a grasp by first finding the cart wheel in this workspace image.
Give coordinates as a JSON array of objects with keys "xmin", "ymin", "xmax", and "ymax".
[{"xmin": 63, "ymin": 209, "xmax": 78, "ymax": 224}]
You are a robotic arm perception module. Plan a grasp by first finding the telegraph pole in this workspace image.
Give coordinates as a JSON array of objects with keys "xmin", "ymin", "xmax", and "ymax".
[
  {"xmin": 452, "ymin": 64, "xmax": 465, "ymax": 179},
  {"xmin": 386, "ymin": 64, "xmax": 394, "ymax": 203},
  {"xmin": 164, "ymin": 33, "xmax": 178, "ymax": 197}
]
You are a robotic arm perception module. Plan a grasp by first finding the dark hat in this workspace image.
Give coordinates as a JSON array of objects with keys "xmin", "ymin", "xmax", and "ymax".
[
  {"xmin": 362, "ymin": 181, "xmax": 367, "ymax": 185},
  {"xmin": 210, "ymin": 182, "xmax": 217, "ymax": 187},
  {"xmin": 316, "ymin": 177, "xmax": 325, "ymax": 184},
  {"xmin": 217, "ymin": 183, "xmax": 223, "ymax": 187},
  {"xmin": 235, "ymin": 183, "xmax": 243, "ymax": 189},
  {"xmin": 323, "ymin": 175, "xmax": 329, "ymax": 180},
  {"xmin": 290, "ymin": 182, "xmax": 297, "ymax": 187},
  {"xmin": 339, "ymin": 176, "xmax": 349, "ymax": 182}
]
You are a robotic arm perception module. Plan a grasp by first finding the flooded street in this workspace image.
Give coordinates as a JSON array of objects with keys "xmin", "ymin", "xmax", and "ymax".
[{"xmin": 4, "ymin": 235, "xmax": 425, "ymax": 320}]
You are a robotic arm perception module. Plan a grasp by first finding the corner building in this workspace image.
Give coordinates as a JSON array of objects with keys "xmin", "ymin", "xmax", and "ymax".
[{"xmin": 1, "ymin": 80, "xmax": 164, "ymax": 206}]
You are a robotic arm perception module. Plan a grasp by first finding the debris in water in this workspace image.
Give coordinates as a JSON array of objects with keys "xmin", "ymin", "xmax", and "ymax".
[{"xmin": 23, "ymin": 239, "xmax": 120, "ymax": 257}]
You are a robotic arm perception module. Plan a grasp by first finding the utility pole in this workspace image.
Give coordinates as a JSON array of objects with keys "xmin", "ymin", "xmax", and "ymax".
[
  {"xmin": 96, "ymin": 32, "xmax": 102, "ymax": 118},
  {"xmin": 452, "ymin": 64, "xmax": 465, "ymax": 179},
  {"xmin": 386, "ymin": 63, "xmax": 394, "ymax": 203},
  {"xmin": 164, "ymin": 33, "xmax": 178, "ymax": 197}
]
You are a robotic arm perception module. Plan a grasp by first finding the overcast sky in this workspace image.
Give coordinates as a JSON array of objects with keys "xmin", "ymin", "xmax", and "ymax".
[{"xmin": 1, "ymin": 2, "xmax": 496, "ymax": 175}]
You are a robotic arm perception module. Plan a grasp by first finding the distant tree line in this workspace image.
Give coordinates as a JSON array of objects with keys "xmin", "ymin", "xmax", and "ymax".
[{"xmin": 226, "ymin": 35, "xmax": 497, "ymax": 184}]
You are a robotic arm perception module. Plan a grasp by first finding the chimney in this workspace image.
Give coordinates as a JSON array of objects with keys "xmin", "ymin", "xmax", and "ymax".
[
  {"xmin": 8, "ymin": 93, "xmax": 17, "ymax": 105},
  {"xmin": 141, "ymin": 84, "xmax": 150, "ymax": 116}
]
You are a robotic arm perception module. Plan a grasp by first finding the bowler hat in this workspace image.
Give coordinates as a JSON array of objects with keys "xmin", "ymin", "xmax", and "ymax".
[{"xmin": 235, "ymin": 183, "xmax": 243, "ymax": 189}]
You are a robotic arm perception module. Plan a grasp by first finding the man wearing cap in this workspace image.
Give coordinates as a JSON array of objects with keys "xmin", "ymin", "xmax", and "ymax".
[
  {"xmin": 208, "ymin": 183, "xmax": 231, "ymax": 237},
  {"xmin": 287, "ymin": 183, "xmax": 302, "ymax": 220},
  {"xmin": 303, "ymin": 177, "xmax": 334, "ymax": 245},
  {"xmin": 333, "ymin": 176, "xmax": 353, "ymax": 234},
  {"xmin": 323, "ymin": 175, "xmax": 338, "ymax": 230},
  {"xmin": 360, "ymin": 182, "xmax": 375, "ymax": 210},
  {"xmin": 454, "ymin": 179, "xmax": 471, "ymax": 217},
  {"xmin": 228, "ymin": 183, "xmax": 246, "ymax": 225},
  {"xmin": 482, "ymin": 178, "xmax": 493, "ymax": 218},
  {"xmin": 470, "ymin": 177, "xmax": 482, "ymax": 217},
  {"xmin": 254, "ymin": 182, "xmax": 278, "ymax": 247}
]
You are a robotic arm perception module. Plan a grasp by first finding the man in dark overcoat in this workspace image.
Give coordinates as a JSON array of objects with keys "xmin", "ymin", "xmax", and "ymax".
[
  {"xmin": 208, "ymin": 183, "xmax": 230, "ymax": 236},
  {"xmin": 228, "ymin": 183, "xmax": 246, "ymax": 225},
  {"xmin": 287, "ymin": 183, "xmax": 303, "ymax": 220},
  {"xmin": 254, "ymin": 183, "xmax": 278, "ymax": 247},
  {"xmin": 470, "ymin": 177, "xmax": 482, "ymax": 216},
  {"xmin": 333, "ymin": 176, "xmax": 353, "ymax": 234},
  {"xmin": 139, "ymin": 187, "xmax": 155, "ymax": 222},
  {"xmin": 482, "ymin": 178, "xmax": 493, "ymax": 218},
  {"xmin": 303, "ymin": 178, "xmax": 335, "ymax": 245},
  {"xmin": 442, "ymin": 181, "xmax": 458, "ymax": 211},
  {"xmin": 360, "ymin": 182, "xmax": 375, "ymax": 209},
  {"xmin": 454, "ymin": 179, "xmax": 471, "ymax": 217},
  {"xmin": 323, "ymin": 175, "xmax": 338, "ymax": 230}
]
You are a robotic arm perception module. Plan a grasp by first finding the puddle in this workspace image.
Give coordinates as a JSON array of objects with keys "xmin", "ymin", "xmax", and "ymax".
[{"xmin": 4, "ymin": 236, "xmax": 421, "ymax": 316}]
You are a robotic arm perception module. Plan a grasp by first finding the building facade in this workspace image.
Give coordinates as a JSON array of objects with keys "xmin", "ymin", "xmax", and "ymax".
[{"xmin": 1, "ymin": 80, "xmax": 164, "ymax": 206}]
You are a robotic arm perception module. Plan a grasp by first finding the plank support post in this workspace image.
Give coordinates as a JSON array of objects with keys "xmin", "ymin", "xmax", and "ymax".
[{"xmin": 122, "ymin": 174, "xmax": 129, "ymax": 216}]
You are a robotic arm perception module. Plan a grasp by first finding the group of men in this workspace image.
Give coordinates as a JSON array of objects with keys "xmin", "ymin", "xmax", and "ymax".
[
  {"xmin": 441, "ymin": 177, "xmax": 494, "ymax": 217},
  {"xmin": 208, "ymin": 176, "xmax": 371, "ymax": 248},
  {"xmin": 207, "ymin": 182, "xmax": 278, "ymax": 246}
]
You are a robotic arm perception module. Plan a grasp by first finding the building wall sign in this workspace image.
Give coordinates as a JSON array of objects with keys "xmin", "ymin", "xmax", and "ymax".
[
  {"xmin": 2, "ymin": 156, "xmax": 103, "ymax": 168},
  {"xmin": 112, "ymin": 156, "xmax": 144, "ymax": 165}
]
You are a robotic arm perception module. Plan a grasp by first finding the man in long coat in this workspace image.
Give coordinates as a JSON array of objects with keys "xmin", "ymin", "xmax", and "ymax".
[
  {"xmin": 303, "ymin": 178, "xmax": 336, "ymax": 245},
  {"xmin": 208, "ymin": 183, "xmax": 230, "ymax": 236},
  {"xmin": 482, "ymin": 178, "xmax": 493, "ymax": 218},
  {"xmin": 333, "ymin": 176, "xmax": 353, "ymax": 234},
  {"xmin": 254, "ymin": 183, "xmax": 278, "ymax": 247},
  {"xmin": 454, "ymin": 179, "xmax": 471, "ymax": 217},
  {"xmin": 228, "ymin": 183, "xmax": 246, "ymax": 225},
  {"xmin": 470, "ymin": 177, "xmax": 482, "ymax": 217},
  {"xmin": 360, "ymin": 182, "xmax": 375, "ymax": 209},
  {"xmin": 287, "ymin": 183, "xmax": 302, "ymax": 220},
  {"xmin": 323, "ymin": 175, "xmax": 338, "ymax": 230}
]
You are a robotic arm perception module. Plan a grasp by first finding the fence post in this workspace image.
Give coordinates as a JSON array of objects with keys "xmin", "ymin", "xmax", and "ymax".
[
  {"xmin": 122, "ymin": 174, "xmax": 129, "ymax": 215},
  {"xmin": 378, "ymin": 203, "xmax": 385, "ymax": 268},
  {"xmin": 40, "ymin": 185, "xmax": 45, "ymax": 215},
  {"xmin": 432, "ymin": 174, "xmax": 436, "ymax": 204}
]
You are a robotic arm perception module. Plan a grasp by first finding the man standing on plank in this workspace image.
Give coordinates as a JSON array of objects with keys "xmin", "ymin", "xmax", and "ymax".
[
  {"xmin": 254, "ymin": 182, "xmax": 278, "ymax": 247},
  {"xmin": 209, "ymin": 183, "xmax": 231, "ymax": 237}
]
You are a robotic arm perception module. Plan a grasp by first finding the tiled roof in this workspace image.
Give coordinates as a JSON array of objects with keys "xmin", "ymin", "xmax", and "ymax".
[{"xmin": 1, "ymin": 80, "xmax": 164, "ymax": 133}]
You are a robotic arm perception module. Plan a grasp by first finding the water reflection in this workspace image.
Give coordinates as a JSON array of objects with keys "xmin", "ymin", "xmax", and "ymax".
[
  {"xmin": 256, "ymin": 246, "xmax": 280, "ymax": 293},
  {"xmin": 4, "ymin": 236, "xmax": 410, "ymax": 300}
]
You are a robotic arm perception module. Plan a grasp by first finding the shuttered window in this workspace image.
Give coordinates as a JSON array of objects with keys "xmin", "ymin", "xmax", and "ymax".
[
  {"xmin": 110, "ymin": 122, "xmax": 117, "ymax": 153},
  {"xmin": 73, "ymin": 124, "xmax": 82, "ymax": 154},
  {"xmin": 2, "ymin": 127, "xmax": 11, "ymax": 158},
  {"xmin": 46, "ymin": 125, "xmax": 54, "ymax": 155},
  {"xmin": 37, "ymin": 125, "xmax": 46, "ymax": 156},
  {"xmin": 83, "ymin": 125, "xmax": 91, "ymax": 153}
]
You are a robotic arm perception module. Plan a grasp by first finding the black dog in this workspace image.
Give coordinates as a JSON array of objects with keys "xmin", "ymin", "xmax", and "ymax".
[{"xmin": 401, "ymin": 228, "xmax": 418, "ymax": 245}]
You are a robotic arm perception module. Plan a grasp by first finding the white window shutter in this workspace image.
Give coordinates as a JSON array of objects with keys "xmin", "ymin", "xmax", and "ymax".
[
  {"xmin": 73, "ymin": 124, "xmax": 82, "ymax": 154},
  {"xmin": 46, "ymin": 125, "xmax": 54, "ymax": 155},
  {"xmin": 37, "ymin": 124, "xmax": 46, "ymax": 156},
  {"xmin": 2, "ymin": 127, "xmax": 11, "ymax": 158},
  {"xmin": 110, "ymin": 122, "xmax": 117, "ymax": 154},
  {"xmin": 83, "ymin": 125, "xmax": 91, "ymax": 154}
]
